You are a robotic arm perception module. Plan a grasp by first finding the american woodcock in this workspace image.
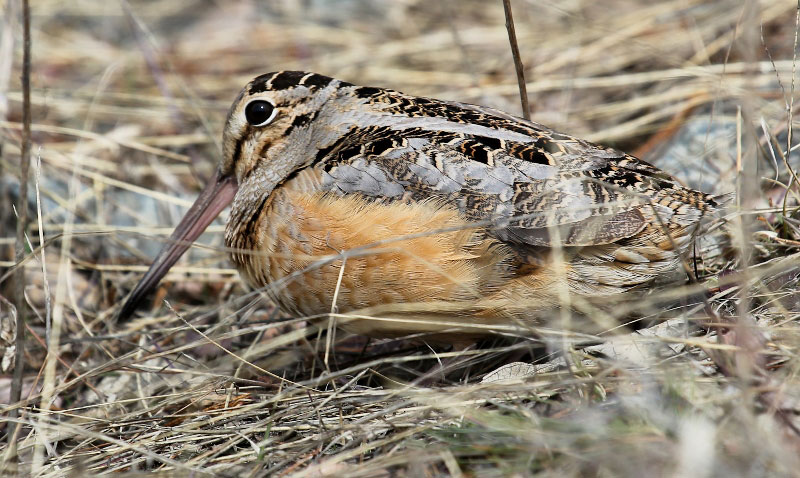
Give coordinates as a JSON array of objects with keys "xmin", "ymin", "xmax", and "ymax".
[{"xmin": 119, "ymin": 71, "xmax": 718, "ymax": 340}]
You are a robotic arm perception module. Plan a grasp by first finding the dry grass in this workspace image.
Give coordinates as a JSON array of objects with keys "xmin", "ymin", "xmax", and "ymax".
[{"xmin": 1, "ymin": 0, "xmax": 800, "ymax": 476}]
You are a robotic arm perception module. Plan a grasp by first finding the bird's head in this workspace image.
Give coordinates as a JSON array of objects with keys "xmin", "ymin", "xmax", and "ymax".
[
  {"xmin": 220, "ymin": 71, "xmax": 350, "ymax": 185},
  {"xmin": 118, "ymin": 71, "xmax": 355, "ymax": 320}
]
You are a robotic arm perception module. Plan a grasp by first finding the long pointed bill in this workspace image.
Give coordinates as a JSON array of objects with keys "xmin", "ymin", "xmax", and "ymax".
[{"xmin": 118, "ymin": 168, "xmax": 238, "ymax": 321}]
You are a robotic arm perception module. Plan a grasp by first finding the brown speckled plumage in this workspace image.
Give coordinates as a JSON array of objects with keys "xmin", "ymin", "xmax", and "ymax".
[{"xmin": 121, "ymin": 71, "xmax": 719, "ymax": 340}]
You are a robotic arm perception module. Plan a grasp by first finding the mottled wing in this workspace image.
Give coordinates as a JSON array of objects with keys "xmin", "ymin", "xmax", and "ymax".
[{"xmin": 318, "ymin": 96, "xmax": 696, "ymax": 247}]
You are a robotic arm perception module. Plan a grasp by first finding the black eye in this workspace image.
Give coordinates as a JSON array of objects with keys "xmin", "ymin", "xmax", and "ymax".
[{"xmin": 244, "ymin": 100, "xmax": 276, "ymax": 126}]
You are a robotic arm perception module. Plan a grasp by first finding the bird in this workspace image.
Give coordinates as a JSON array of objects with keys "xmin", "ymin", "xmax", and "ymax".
[{"xmin": 118, "ymin": 70, "xmax": 718, "ymax": 342}]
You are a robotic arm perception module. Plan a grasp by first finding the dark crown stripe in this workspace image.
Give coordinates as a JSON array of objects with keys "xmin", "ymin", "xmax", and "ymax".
[
  {"xmin": 249, "ymin": 72, "xmax": 280, "ymax": 94},
  {"xmin": 250, "ymin": 71, "xmax": 335, "ymax": 94},
  {"xmin": 299, "ymin": 73, "xmax": 334, "ymax": 88},
  {"xmin": 267, "ymin": 71, "xmax": 309, "ymax": 90}
]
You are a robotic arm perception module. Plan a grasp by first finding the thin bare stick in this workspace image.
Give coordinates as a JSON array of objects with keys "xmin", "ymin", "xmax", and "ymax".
[
  {"xmin": 502, "ymin": 0, "xmax": 530, "ymax": 120},
  {"xmin": 8, "ymin": 0, "xmax": 31, "ymax": 453},
  {"xmin": 782, "ymin": 0, "xmax": 800, "ymax": 228}
]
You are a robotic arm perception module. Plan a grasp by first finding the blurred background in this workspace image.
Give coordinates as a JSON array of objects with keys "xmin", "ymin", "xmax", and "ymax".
[{"xmin": 1, "ymin": 1, "xmax": 800, "ymax": 476}]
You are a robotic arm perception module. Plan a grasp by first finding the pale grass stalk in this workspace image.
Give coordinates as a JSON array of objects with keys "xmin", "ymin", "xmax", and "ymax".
[
  {"xmin": 33, "ymin": 153, "xmax": 50, "ymax": 343},
  {"xmin": 32, "ymin": 65, "xmax": 118, "ymax": 474},
  {"xmin": 31, "ymin": 149, "xmax": 74, "ymax": 476},
  {"xmin": 324, "ymin": 256, "xmax": 346, "ymax": 374}
]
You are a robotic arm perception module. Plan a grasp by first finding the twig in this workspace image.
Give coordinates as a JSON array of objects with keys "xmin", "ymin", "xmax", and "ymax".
[
  {"xmin": 502, "ymin": 0, "xmax": 530, "ymax": 120},
  {"xmin": 8, "ymin": 0, "xmax": 31, "ymax": 454},
  {"xmin": 781, "ymin": 0, "xmax": 800, "ymax": 235}
]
